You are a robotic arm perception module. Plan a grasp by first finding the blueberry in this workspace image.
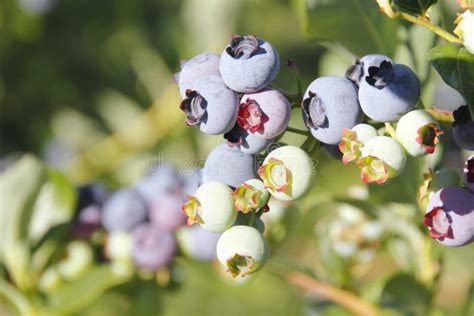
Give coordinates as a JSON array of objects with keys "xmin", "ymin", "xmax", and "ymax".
[
  {"xmin": 396, "ymin": 110, "xmax": 443, "ymax": 157},
  {"xmin": 202, "ymin": 144, "xmax": 256, "ymax": 188},
  {"xmin": 302, "ymin": 76, "xmax": 362, "ymax": 145},
  {"xmin": 180, "ymin": 75, "xmax": 239, "ymax": 135},
  {"xmin": 237, "ymin": 88, "xmax": 291, "ymax": 139},
  {"xmin": 339, "ymin": 124, "xmax": 378, "ymax": 164},
  {"xmin": 180, "ymin": 168, "xmax": 202, "ymax": 197},
  {"xmin": 76, "ymin": 182, "xmax": 108, "ymax": 211},
  {"xmin": 72, "ymin": 205, "xmax": 102, "ymax": 239},
  {"xmin": 424, "ymin": 187, "xmax": 474, "ymax": 247},
  {"xmin": 463, "ymin": 155, "xmax": 474, "ymax": 192},
  {"xmin": 176, "ymin": 52, "xmax": 220, "ymax": 98},
  {"xmin": 101, "ymin": 188, "xmax": 148, "ymax": 231},
  {"xmin": 358, "ymin": 61, "xmax": 420, "ymax": 122},
  {"xmin": 452, "ymin": 105, "xmax": 474, "ymax": 150},
  {"xmin": 224, "ymin": 124, "xmax": 272, "ymax": 154},
  {"xmin": 105, "ymin": 231, "xmax": 133, "ymax": 263},
  {"xmin": 135, "ymin": 162, "xmax": 181, "ymax": 205},
  {"xmin": 259, "ymin": 145, "xmax": 315, "ymax": 201},
  {"xmin": 176, "ymin": 226, "xmax": 221, "ymax": 261},
  {"xmin": 182, "ymin": 181, "xmax": 237, "ymax": 232},
  {"xmin": 219, "ymin": 35, "xmax": 280, "ymax": 93},
  {"xmin": 356, "ymin": 136, "xmax": 407, "ymax": 184},
  {"xmin": 232, "ymin": 179, "xmax": 270, "ymax": 214},
  {"xmin": 132, "ymin": 223, "xmax": 176, "ymax": 270},
  {"xmin": 346, "ymin": 54, "xmax": 393, "ymax": 86},
  {"xmin": 149, "ymin": 192, "xmax": 187, "ymax": 232},
  {"xmin": 323, "ymin": 143, "xmax": 343, "ymax": 160},
  {"xmin": 216, "ymin": 225, "xmax": 269, "ymax": 277}
]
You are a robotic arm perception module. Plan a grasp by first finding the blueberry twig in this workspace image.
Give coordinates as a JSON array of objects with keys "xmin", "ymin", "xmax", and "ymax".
[
  {"xmin": 286, "ymin": 126, "xmax": 311, "ymax": 136},
  {"xmin": 277, "ymin": 270, "xmax": 378, "ymax": 316},
  {"xmin": 384, "ymin": 122, "xmax": 397, "ymax": 138},
  {"xmin": 395, "ymin": 12, "xmax": 462, "ymax": 44},
  {"xmin": 248, "ymin": 211, "xmax": 256, "ymax": 226}
]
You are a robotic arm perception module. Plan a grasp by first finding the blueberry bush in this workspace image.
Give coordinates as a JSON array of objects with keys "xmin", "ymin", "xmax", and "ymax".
[{"xmin": 1, "ymin": 0, "xmax": 474, "ymax": 315}]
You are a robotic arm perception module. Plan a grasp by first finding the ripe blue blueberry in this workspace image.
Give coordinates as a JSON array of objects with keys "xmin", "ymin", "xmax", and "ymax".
[
  {"xmin": 76, "ymin": 182, "xmax": 108, "ymax": 211},
  {"xmin": 202, "ymin": 144, "xmax": 256, "ymax": 188},
  {"xmin": 132, "ymin": 223, "xmax": 176, "ymax": 270},
  {"xmin": 219, "ymin": 35, "xmax": 280, "ymax": 93},
  {"xmin": 176, "ymin": 52, "xmax": 220, "ymax": 98},
  {"xmin": 176, "ymin": 225, "xmax": 221, "ymax": 261},
  {"xmin": 346, "ymin": 54, "xmax": 393, "ymax": 85},
  {"xmin": 302, "ymin": 76, "xmax": 362, "ymax": 144},
  {"xmin": 358, "ymin": 61, "xmax": 420, "ymax": 122},
  {"xmin": 424, "ymin": 187, "xmax": 474, "ymax": 247},
  {"xmin": 216, "ymin": 225, "xmax": 269, "ymax": 277},
  {"xmin": 452, "ymin": 105, "xmax": 474, "ymax": 150},
  {"xmin": 463, "ymin": 155, "xmax": 474, "ymax": 192},
  {"xmin": 72, "ymin": 205, "xmax": 102, "ymax": 239},
  {"xmin": 101, "ymin": 188, "xmax": 148, "ymax": 231},
  {"xmin": 180, "ymin": 75, "xmax": 239, "ymax": 135},
  {"xmin": 224, "ymin": 124, "xmax": 272, "ymax": 154}
]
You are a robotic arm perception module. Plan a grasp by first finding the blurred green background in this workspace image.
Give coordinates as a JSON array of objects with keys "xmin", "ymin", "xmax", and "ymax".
[{"xmin": 1, "ymin": 0, "xmax": 473, "ymax": 315}]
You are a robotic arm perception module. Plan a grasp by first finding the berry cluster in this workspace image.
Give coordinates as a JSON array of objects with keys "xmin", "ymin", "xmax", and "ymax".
[
  {"xmin": 422, "ymin": 155, "xmax": 474, "ymax": 247},
  {"xmin": 176, "ymin": 35, "xmax": 315, "ymax": 277},
  {"xmin": 71, "ymin": 164, "xmax": 222, "ymax": 276}
]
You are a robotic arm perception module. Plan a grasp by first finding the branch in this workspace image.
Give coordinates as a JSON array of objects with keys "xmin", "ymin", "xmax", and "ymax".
[{"xmin": 284, "ymin": 271, "xmax": 378, "ymax": 316}]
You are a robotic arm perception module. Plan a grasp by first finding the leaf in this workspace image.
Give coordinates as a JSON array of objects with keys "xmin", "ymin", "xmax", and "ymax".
[
  {"xmin": 392, "ymin": 0, "xmax": 438, "ymax": 16},
  {"xmin": 294, "ymin": 0, "xmax": 399, "ymax": 56},
  {"xmin": 0, "ymin": 155, "xmax": 47, "ymax": 290},
  {"xmin": 45, "ymin": 265, "xmax": 127, "ymax": 315},
  {"xmin": 0, "ymin": 280, "xmax": 34, "ymax": 315},
  {"xmin": 381, "ymin": 273, "xmax": 430, "ymax": 315},
  {"xmin": 429, "ymin": 44, "xmax": 474, "ymax": 117},
  {"xmin": 29, "ymin": 169, "xmax": 76, "ymax": 242}
]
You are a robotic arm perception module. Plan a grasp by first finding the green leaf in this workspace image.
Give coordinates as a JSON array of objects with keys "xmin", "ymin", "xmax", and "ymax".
[
  {"xmin": 382, "ymin": 273, "xmax": 430, "ymax": 315},
  {"xmin": 0, "ymin": 280, "xmax": 34, "ymax": 315},
  {"xmin": 45, "ymin": 265, "xmax": 127, "ymax": 315},
  {"xmin": 429, "ymin": 44, "xmax": 474, "ymax": 117},
  {"xmin": 0, "ymin": 155, "xmax": 47, "ymax": 290},
  {"xmin": 294, "ymin": 0, "xmax": 399, "ymax": 56},
  {"xmin": 392, "ymin": 0, "xmax": 438, "ymax": 16}
]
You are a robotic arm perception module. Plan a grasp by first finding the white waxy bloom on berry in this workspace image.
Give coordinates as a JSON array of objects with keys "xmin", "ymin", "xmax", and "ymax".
[
  {"xmin": 258, "ymin": 146, "xmax": 314, "ymax": 201},
  {"xmin": 454, "ymin": 9, "xmax": 474, "ymax": 54},
  {"xmin": 182, "ymin": 181, "xmax": 237, "ymax": 232},
  {"xmin": 216, "ymin": 225, "xmax": 269, "ymax": 277}
]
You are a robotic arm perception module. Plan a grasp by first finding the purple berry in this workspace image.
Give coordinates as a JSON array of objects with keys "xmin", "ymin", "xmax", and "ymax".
[
  {"xmin": 180, "ymin": 168, "xmax": 202, "ymax": 196},
  {"xmin": 219, "ymin": 35, "xmax": 280, "ymax": 93},
  {"xmin": 132, "ymin": 223, "xmax": 176, "ymax": 270},
  {"xmin": 424, "ymin": 187, "xmax": 474, "ymax": 247},
  {"xmin": 76, "ymin": 183, "xmax": 108, "ymax": 211},
  {"xmin": 101, "ymin": 188, "xmax": 148, "ymax": 232},
  {"xmin": 463, "ymin": 155, "xmax": 474, "ymax": 192},
  {"xmin": 180, "ymin": 75, "xmax": 239, "ymax": 135},
  {"xmin": 176, "ymin": 226, "xmax": 220, "ymax": 261},
  {"xmin": 358, "ymin": 61, "xmax": 420, "ymax": 122},
  {"xmin": 149, "ymin": 193, "xmax": 187, "ymax": 232},
  {"xmin": 72, "ymin": 205, "xmax": 102, "ymax": 239},
  {"xmin": 224, "ymin": 124, "xmax": 272, "ymax": 154},
  {"xmin": 238, "ymin": 88, "xmax": 291, "ymax": 140},
  {"xmin": 202, "ymin": 144, "xmax": 256, "ymax": 188},
  {"xmin": 135, "ymin": 162, "xmax": 182, "ymax": 205},
  {"xmin": 346, "ymin": 54, "xmax": 393, "ymax": 86},
  {"xmin": 176, "ymin": 53, "xmax": 220, "ymax": 98},
  {"xmin": 302, "ymin": 76, "xmax": 362, "ymax": 145},
  {"xmin": 452, "ymin": 105, "xmax": 474, "ymax": 150}
]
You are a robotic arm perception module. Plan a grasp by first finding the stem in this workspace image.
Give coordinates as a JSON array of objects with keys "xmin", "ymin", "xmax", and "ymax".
[
  {"xmin": 384, "ymin": 122, "xmax": 397, "ymax": 138},
  {"xmin": 286, "ymin": 126, "xmax": 311, "ymax": 136},
  {"xmin": 396, "ymin": 12, "xmax": 462, "ymax": 44},
  {"xmin": 282, "ymin": 271, "xmax": 378, "ymax": 316},
  {"xmin": 286, "ymin": 59, "xmax": 304, "ymax": 99},
  {"xmin": 248, "ymin": 211, "xmax": 256, "ymax": 226}
]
